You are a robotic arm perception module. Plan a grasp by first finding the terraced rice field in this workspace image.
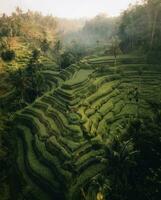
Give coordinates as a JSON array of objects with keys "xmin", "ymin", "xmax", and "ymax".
[{"xmin": 13, "ymin": 55, "xmax": 161, "ymax": 199}]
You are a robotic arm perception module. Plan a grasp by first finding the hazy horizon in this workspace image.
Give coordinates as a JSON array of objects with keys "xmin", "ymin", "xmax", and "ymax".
[{"xmin": 0, "ymin": 0, "xmax": 141, "ymax": 19}]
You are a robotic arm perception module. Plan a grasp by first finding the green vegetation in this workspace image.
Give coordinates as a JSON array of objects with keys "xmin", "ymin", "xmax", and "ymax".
[
  {"xmin": 0, "ymin": 1, "xmax": 161, "ymax": 200},
  {"xmin": 1, "ymin": 49, "xmax": 16, "ymax": 62}
]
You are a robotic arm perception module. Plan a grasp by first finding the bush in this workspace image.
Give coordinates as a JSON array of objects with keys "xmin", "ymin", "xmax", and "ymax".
[
  {"xmin": 32, "ymin": 49, "xmax": 40, "ymax": 61},
  {"xmin": 147, "ymin": 51, "xmax": 161, "ymax": 64},
  {"xmin": 61, "ymin": 51, "xmax": 76, "ymax": 69},
  {"xmin": 1, "ymin": 50, "xmax": 16, "ymax": 62}
]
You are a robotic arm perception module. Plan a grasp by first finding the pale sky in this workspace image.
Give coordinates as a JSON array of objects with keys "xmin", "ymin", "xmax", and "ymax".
[{"xmin": 0, "ymin": 0, "xmax": 140, "ymax": 18}]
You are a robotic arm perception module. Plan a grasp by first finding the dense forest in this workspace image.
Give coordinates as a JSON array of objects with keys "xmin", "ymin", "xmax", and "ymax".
[{"xmin": 0, "ymin": 0, "xmax": 161, "ymax": 200}]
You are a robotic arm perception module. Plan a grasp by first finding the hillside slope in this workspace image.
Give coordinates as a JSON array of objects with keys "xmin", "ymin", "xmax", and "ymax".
[{"xmin": 12, "ymin": 55, "xmax": 161, "ymax": 199}]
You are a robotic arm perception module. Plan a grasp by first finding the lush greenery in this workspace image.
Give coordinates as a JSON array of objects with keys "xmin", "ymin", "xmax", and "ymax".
[{"xmin": 0, "ymin": 1, "xmax": 161, "ymax": 200}]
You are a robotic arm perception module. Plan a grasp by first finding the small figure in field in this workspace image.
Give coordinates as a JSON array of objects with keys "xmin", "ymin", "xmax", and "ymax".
[
  {"xmin": 127, "ymin": 89, "xmax": 133, "ymax": 101},
  {"xmin": 134, "ymin": 87, "xmax": 139, "ymax": 102}
]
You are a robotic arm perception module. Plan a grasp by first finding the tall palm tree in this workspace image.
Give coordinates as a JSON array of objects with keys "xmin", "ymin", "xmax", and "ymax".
[
  {"xmin": 34, "ymin": 71, "xmax": 45, "ymax": 97},
  {"xmin": 102, "ymin": 137, "xmax": 138, "ymax": 199}
]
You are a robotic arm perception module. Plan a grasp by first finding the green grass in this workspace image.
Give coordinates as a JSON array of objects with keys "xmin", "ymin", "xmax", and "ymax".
[
  {"xmin": 46, "ymin": 136, "xmax": 71, "ymax": 160},
  {"xmin": 25, "ymin": 107, "xmax": 60, "ymax": 134},
  {"xmin": 11, "ymin": 56, "xmax": 161, "ymax": 199},
  {"xmin": 34, "ymin": 134, "xmax": 72, "ymax": 183},
  {"xmin": 75, "ymin": 150, "xmax": 104, "ymax": 168},
  {"xmin": 14, "ymin": 113, "xmax": 49, "ymax": 140},
  {"xmin": 64, "ymin": 69, "xmax": 93, "ymax": 87},
  {"xmin": 17, "ymin": 126, "xmax": 60, "ymax": 192},
  {"xmin": 17, "ymin": 137, "xmax": 51, "ymax": 200},
  {"xmin": 86, "ymin": 80, "xmax": 119, "ymax": 104}
]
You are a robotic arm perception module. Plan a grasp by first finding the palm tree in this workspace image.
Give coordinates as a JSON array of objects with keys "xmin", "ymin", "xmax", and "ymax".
[
  {"xmin": 34, "ymin": 71, "xmax": 45, "ymax": 97},
  {"xmin": 101, "ymin": 137, "xmax": 138, "ymax": 199},
  {"xmin": 110, "ymin": 36, "xmax": 121, "ymax": 66},
  {"xmin": 9, "ymin": 69, "xmax": 29, "ymax": 108},
  {"xmin": 53, "ymin": 40, "xmax": 62, "ymax": 69}
]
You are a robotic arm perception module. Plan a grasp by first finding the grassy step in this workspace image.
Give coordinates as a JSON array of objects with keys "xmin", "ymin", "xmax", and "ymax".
[
  {"xmin": 93, "ymin": 74, "xmax": 119, "ymax": 88},
  {"xmin": 0, "ymin": 88, "xmax": 16, "ymax": 106},
  {"xmin": 58, "ymin": 136, "xmax": 83, "ymax": 152},
  {"xmin": 75, "ymin": 150, "xmax": 103, "ymax": 166},
  {"xmin": 42, "ymin": 70, "xmax": 64, "ymax": 84},
  {"xmin": 16, "ymin": 136, "xmax": 51, "ymax": 200},
  {"xmin": 47, "ymin": 107, "xmax": 83, "ymax": 140},
  {"xmin": 45, "ymin": 80, "xmax": 56, "ymax": 89},
  {"xmin": 59, "ymin": 68, "xmax": 74, "ymax": 81},
  {"xmin": 73, "ymin": 142, "xmax": 92, "ymax": 158},
  {"xmin": 109, "ymin": 118, "xmax": 127, "ymax": 135},
  {"xmin": 86, "ymin": 80, "xmax": 120, "ymax": 104},
  {"xmin": 86, "ymin": 90, "xmax": 120, "ymax": 119},
  {"xmin": 98, "ymin": 100, "xmax": 114, "ymax": 116},
  {"xmin": 112, "ymin": 100, "xmax": 125, "ymax": 115},
  {"xmin": 33, "ymin": 101, "xmax": 49, "ymax": 112},
  {"xmin": 33, "ymin": 134, "xmax": 72, "ymax": 184},
  {"xmin": 17, "ymin": 126, "xmax": 63, "ymax": 198},
  {"xmin": 23, "ymin": 108, "xmax": 51, "ymax": 131},
  {"xmin": 33, "ymin": 97, "xmax": 83, "ymax": 141},
  {"xmin": 79, "ymin": 90, "xmax": 120, "ymax": 125},
  {"xmin": 62, "ymin": 77, "xmax": 89, "ymax": 90},
  {"xmin": 41, "ymin": 71, "xmax": 59, "ymax": 83},
  {"xmin": 14, "ymin": 113, "xmax": 49, "ymax": 140},
  {"xmin": 97, "ymin": 112, "xmax": 114, "ymax": 135},
  {"xmin": 26, "ymin": 107, "xmax": 75, "ymax": 153},
  {"xmin": 120, "ymin": 103, "xmax": 138, "ymax": 115},
  {"xmin": 42, "ymin": 95, "xmax": 67, "ymax": 112},
  {"xmin": 89, "ymin": 113, "xmax": 102, "ymax": 135},
  {"xmin": 63, "ymin": 69, "xmax": 93, "ymax": 89},
  {"xmin": 54, "ymin": 90, "xmax": 81, "ymax": 106},
  {"xmin": 25, "ymin": 107, "xmax": 60, "ymax": 135},
  {"xmin": 76, "ymin": 157, "xmax": 102, "ymax": 175},
  {"xmin": 61, "ymin": 79, "xmax": 92, "ymax": 97},
  {"xmin": 46, "ymin": 136, "xmax": 71, "ymax": 161},
  {"xmin": 54, "ymin": 89, "xmax": 80, "ymax": 104},
  {"xmin": 86, "ymin": 97, "xmax": 124, "ymax": 135}
]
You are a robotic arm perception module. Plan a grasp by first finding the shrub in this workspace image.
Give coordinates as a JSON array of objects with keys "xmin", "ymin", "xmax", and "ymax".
[
  {"xmin": 1, "ymin": 50, "xmax": 16, "ymax": 62},
  {"xmin": 89, "ymin": 84, "xmax": 97, "ymax": 94},
  {"xmin": 61, "ymin": 51, "xmax": 76, "ymax": 69},
  {"xmin": 32, "ymin": 49, "xmax": 40, "ymax": 61},
  {"xmin": 147, "ymin": 51, "xmax": 161, "ymax": 64},
  {"xmin": 40, "ymin": 39, "xmax": 50, "ymax": 53}
]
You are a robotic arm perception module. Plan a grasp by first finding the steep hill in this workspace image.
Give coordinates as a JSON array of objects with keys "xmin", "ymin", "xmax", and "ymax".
[{"xmin": 12, "ymin": 55, "xmax": 161, "ymax": 199}]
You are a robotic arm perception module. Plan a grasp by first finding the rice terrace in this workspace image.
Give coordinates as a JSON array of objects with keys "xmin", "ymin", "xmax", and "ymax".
[{"xmin": 0, "ymin": 0, "xmax": 161, "ymax": 200}]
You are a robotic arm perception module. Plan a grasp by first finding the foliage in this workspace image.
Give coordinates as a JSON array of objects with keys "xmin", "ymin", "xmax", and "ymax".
[
  {"xmin": 1, "ymin": 49, "xmax": 16, "ymax": 62},
  {"xmin": 0, "ymin": 8, "xmax": 57, "ymax": 41},
  {"xmin": 31, "ymin": 48, "xmax": 40, "ymax": 61},
  {"xmin": 122, "ymin": 118, "xmax": 161, "ymax": 200},
  {"xmin": 109, "ymin": 36, "xmax": 121, "ymax": 65},
  {"xmin": 53, "ymin": 40, "xmax": 62, "ymax": 66},
  {"xmin": 60, "ymin": 51, "xmax": 76, "ymax": 69},
  {"xmin": 0, "ymin": 2, "xmax": 161, "ymax": 200},
  {"xmin": 90, "ymin": 116, "xmax": 161, "ymax": 200},
  {"xmin": 118, "ymin": 0, "xmax": 161, "ymax": 62},
  {"xmin": 101, "ymin": 137, "xmax": 138, "ymax": 200},
  {"xmin": 7, "ymin": 48, "xmax": 45, "ymax": 108},
  {"xmin": 40, "ymin": 39, "xmax": 50, "ymax": 54},
  {"xmin": 0, "ymin": 38, "xmax": 8, "ymax": 52}
]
